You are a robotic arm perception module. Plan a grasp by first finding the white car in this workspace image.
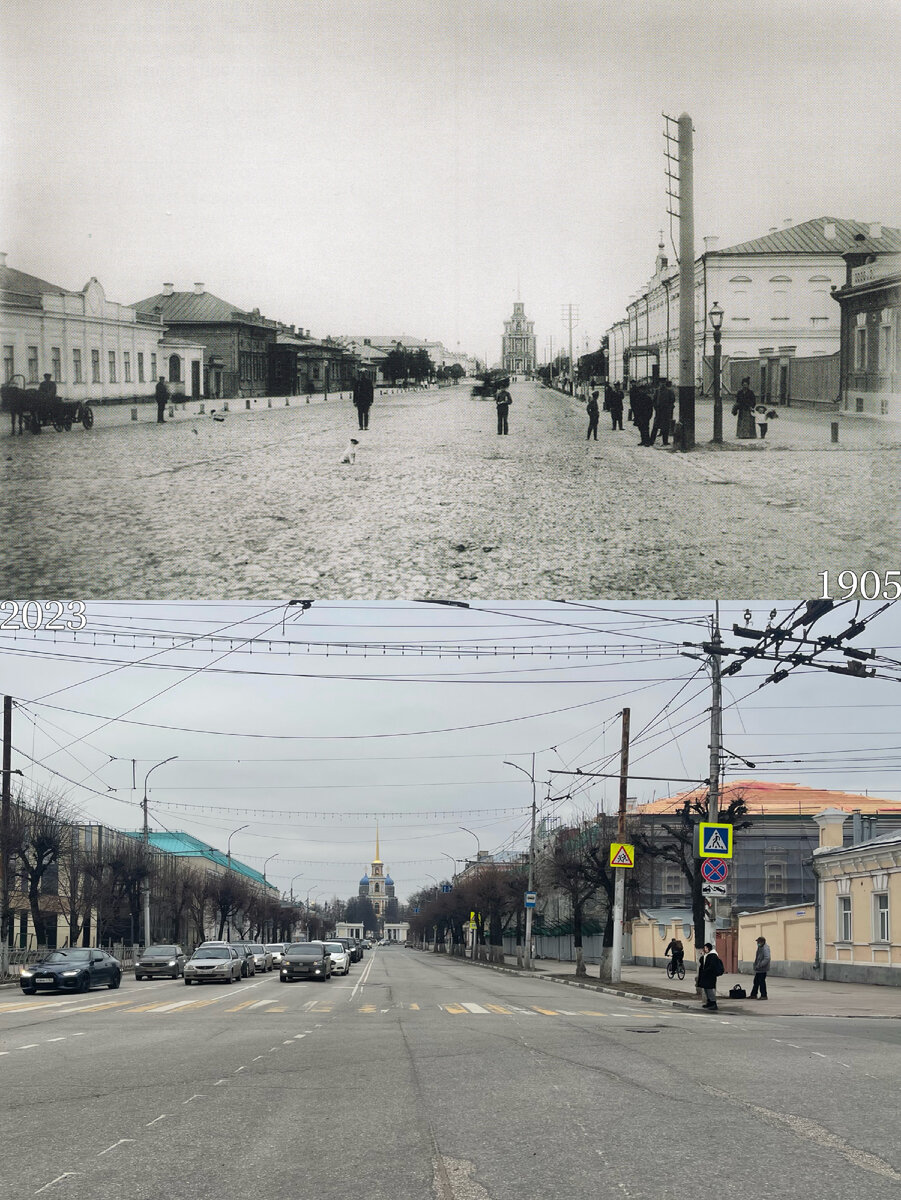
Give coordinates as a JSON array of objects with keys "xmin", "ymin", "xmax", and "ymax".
[
  {"xmin": 265, "ymin": 943, "xmax": 288, "ymax": 965},
  {"xmin": 324, "ymin": 940, "xmax": 351, "ymax": 975}
]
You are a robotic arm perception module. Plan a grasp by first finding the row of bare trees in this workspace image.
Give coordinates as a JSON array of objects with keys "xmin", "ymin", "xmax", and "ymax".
[
  {"xmin": 406, "ymin": 791, "xmax": 753, "ymax": 978},
  {"xmin": 2, "ymin": 788, "xmax": 302, "ymax": 953}
]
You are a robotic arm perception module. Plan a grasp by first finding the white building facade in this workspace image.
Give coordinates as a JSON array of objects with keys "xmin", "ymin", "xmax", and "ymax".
[
  {"xmin": 1, "ymin": 256, "xmax": 203, "ymax": 403},
  {"xmin": 605, "ymin": 219, "xmax": 901, "ymax": 399}
]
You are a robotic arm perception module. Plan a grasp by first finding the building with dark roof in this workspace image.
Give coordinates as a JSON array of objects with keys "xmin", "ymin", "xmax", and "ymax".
[
  {"xmin": 1, "ymin": 254, "xmax": 204, "ymax": 405},
  {"xmin": 132, "ymin": 282, "xmax": 280, "ymax": 400}
]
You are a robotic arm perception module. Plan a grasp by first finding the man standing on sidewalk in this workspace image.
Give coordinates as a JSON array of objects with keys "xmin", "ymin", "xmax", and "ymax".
[
  {"xmin": 155, "ymin": 375, "xmax": 170, "ymax": 424},
  {"xmin": 750, "ymin": 936, "xmax": 771, "ymax": 999},
  {"xmin": 495, "ymin": 379, "xmax": 512, "ymax": 435},
  {"xmin": 352, "ymin": 372, "xmax": 374, "ymax": 430},
  {"xmin": 697, "ymin": 942, "xmax": 724, "ymax": 1010}
]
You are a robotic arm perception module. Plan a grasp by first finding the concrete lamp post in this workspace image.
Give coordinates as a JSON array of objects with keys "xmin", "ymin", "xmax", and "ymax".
[
  {"xmin": 141, "ymin": 756, "xmax": 177, "ymax": 950},
  {"xmin": 709, "ymin": 301, "xmax": 724, "ymax": 444},
  {"xmin": 225, "ymin": 824, "xmax": 248, "ymax": 941}
]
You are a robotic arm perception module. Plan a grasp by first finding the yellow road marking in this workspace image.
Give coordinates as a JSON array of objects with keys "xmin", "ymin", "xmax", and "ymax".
[
  {"xmin": 225, "ymin": 999, "xmax": 262, "ymax": 1013},
  {"xmin": 265, "ymin": 1007, "xmax": 286, "ymax": 1013},
  {"xmin": 359, "ymin": 1004, "xmax": 376, "ymax": 1013},
  {"xmin": 532, "ymin": 1008, "xmax": 559, "ymax": 1016},
  {"xmin": 125, "ymin": 1003, "xmax": 174, "ymax": 1013},
  {"xmin": 172, "ymin": 996, "xmax": 230, "ymax": 1011},
  {"xmin": 577, "ymin": 1010, "xmax": 607, "ymax": 1016},
  {"xmin": 484, "ymin": 1004, "xmax": 512, "ymax": 1014},
  {"xmin": 442, "ymin": 1004, "xmax": 467, "ymax": 1014},
  {"xmin": 68, "ymin": 1000, "xmax": 133, "ymax": 1014},
  {"xmin": 408, "ymin": 1003, "xmax": 419, "ymax": 1011}
]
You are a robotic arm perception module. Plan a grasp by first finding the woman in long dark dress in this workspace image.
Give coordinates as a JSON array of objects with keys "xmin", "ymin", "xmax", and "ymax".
[{"xmin": 734, "ymin": 377, "xmax": 757, "ymax": 439}]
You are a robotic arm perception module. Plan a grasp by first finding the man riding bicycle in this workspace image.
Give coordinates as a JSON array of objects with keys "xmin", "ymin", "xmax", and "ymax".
[{"xmin": 664, "ymin": 937, "xmax": 684, "ymax": 974}]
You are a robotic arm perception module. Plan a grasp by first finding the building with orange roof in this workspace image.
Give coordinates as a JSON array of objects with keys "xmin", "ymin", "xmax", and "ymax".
[{"xmin": 630, "ymin": 780, "xmax": 901, "ymax": 913}]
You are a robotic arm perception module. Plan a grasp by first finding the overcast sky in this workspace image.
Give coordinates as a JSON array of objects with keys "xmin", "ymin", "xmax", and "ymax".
[
  {"xmin": 3, "ymin": 600, "xmax": 900, "ymax": 904},
  {"xmin": 4, "ymin": 0, "xmax": 900, "ymax": 363}
]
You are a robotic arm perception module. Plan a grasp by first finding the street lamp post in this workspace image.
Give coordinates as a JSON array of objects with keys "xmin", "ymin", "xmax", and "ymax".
[
  {"xmin": 709, "ymin": 301, "xmax": 724, "ymax": 444},
  {"xmin": 225, "ymin": 824, "xmax": 248, "ymax": 940},
  {"xmin": 505, "ymin": 757, "xmax": 538, "ymax": 971},
  {"xmin": 262, "ymin": 853, "xmax": 279, "ymax": 940},
  {"xmin": 458, "ymin": 826, "xmax": 480, "ymax": 863},
  {"xmin": 141, "ymin": 756, "xmax": 177, "ymax": 949}
]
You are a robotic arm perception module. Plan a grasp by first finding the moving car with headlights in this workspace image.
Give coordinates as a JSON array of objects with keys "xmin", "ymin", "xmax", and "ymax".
[
  {"xmin": 134, "ymin": 944, "xmax": 187, "ymax": 980},
  {"xmin": 246, "ymin": 943, "xmax": 273, "ymax": 972},
  {"xmin": 21, "ymin": 948, "xmax": 121, "ymax": 994},
  {"xmin": 228, "ymin": 943, "xmax": 257, "ymax": 977},
  {"xmin": 265, "ymin": 943, "xmax": 288, "ymax": 965},
  {"xmin": 183, "ymin": 945, "xmax": 242, "ymax": 984},
  {"xmin": 324, "ymin": 940, "xmax": 351, "ymax": 975},
  {"xmin": 279, "ymin": 942, "xmax": 332, "ymax": 982}
]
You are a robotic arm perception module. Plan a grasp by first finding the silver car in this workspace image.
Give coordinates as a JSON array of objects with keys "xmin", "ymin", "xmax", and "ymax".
[
  {"xmin": 134, "ymin": 944, "xmax": 187, "ymax": 980},
  {"xmin": 324, "ymin": 940, "xmax": 351, "ymax": 975},
  {"xmin": 265, "ymin": 943, "xmax": 288, "ymax": 965},
  {"xmin": 247, "ymin": 943, "xmax": 273, "ymax": 972},
  {"xmin": 184, "ymin": 945, "xmax": 242, "ymax": 985}
]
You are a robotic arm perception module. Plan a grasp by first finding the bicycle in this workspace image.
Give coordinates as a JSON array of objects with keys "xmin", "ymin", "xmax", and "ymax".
[{"xmin": 666, "ymin": 957, "xmax": 685, "ymax": 981}]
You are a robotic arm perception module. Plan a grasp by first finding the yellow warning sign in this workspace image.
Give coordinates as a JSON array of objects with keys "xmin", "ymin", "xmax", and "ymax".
[{"xmin": 609, "ymin": 842, "xmax": 635, "ymax": 868}]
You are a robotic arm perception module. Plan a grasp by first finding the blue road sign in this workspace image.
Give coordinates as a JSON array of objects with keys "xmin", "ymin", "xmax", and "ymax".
[
  {"xmin": 699, "ymin": 822, "xmax": 733, "ymax": 858},
  {"xmin": 524, "ymin": 891, "xmax": 537, "ymax": 909}
]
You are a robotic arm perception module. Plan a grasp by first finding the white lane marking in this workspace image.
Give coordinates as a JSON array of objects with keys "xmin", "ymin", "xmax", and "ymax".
[
  {"xmin": 252, "ymin": 1056, "xmax": 264, "ymax": 1061},
  {"xmin": 247, "ymin": 998, "xmax": 276, "ymax": 1009},
  {"xmin": 97, "ymin": 1139, "xmax": 134, "ymax": 1156},
  {"xmin": 213, "ymin": 1079, "xmax": 228, "ymax": 1085},
  {"xmin": 150, "ymin": 980, "xmax": 265, "ymax": 1013},
  {"xmin": 183, "ymin": 1095, "xmax": 206, "ymax": 1104},
  {"xmin": 34, "ymin": 1172, "xmax": 80, "ymax": 1194},
  {"xmin": 293, "ymin": 1034, "xmax": 306, "ymax": 1039},
  {"xmin": 785, "ymin": 1043, "xmax": 801, "ymax": 1049},
  {"xmin": 350, "ymin": 955, "xmax": 375, "ymax": 1001},
  {"xmin": 283, "ymin": 1040, "xmax": 294, "ymax": 1045},
  {"xmin": 70, "ymin": 1032, "xmax": 86, "ymax": 1037},
  {"xmin": 461, "ymin": 1003, "xmax": 489, "ymax": 1014},
  {"xmin": 233, "ymin": 1066, "xmax": 245, "ymax": 1073},
  {"xmin": 45, "ymin": 1037, "xmax": 67, "ymax": 1043},
  {"xmin": 813, "ymin": 1052, "xmax": 828, "ymax": 1058},
  {"xmin": 17, "ymin": 1043, "xmax": 39, "ymax": 1049},
  {"xmin": 145, "ymin": 1115, "xmax": 168, "ymax": 1127},
  {"xmin": 0, "ymin": 1051, "xmax": 8, "ymax": 1056}
]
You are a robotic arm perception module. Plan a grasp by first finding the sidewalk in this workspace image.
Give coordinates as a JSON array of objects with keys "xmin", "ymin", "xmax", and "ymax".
[
  {"xmin": 544, "ymin": 384, "xmax": 901, "ymax": 452},
  {"xmin": 515, "ymin": 955, "xmax": 901, "ymax": 1018},
  {"xmin": 78, "ymin": 383, "xmax": 445, "ymax": 432}
]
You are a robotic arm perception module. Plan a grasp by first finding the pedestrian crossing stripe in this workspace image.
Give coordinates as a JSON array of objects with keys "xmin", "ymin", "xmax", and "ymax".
[
  {"xmin": 610, "ymin": 842, "xmax": 635, "ymax": 868},
  {"xmin": 699, "ymin": 822, "xmax": 733, "ymax": 858}
]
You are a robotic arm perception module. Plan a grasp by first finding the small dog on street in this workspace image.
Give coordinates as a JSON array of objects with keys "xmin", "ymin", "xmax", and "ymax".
[{"xmin": 340, "ymin": 438, "xmax": 360, "ymax": 464}]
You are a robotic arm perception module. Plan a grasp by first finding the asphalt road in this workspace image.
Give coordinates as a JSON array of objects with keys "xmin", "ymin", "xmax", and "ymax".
[
  {"xmin": 2, "ymin": 946, "xmax": 899, "ymax": 1199},
  {"xmin": 3, "ymin": 381, "xmax": 898, "ymax": 598}
]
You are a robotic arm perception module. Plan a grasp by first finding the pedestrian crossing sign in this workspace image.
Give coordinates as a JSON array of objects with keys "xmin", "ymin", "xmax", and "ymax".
[
  {"xmin": 699, "ymin": 822, "xmax": 733, "ymax": 859},
  {"xmin": 609, "ymin": 842, "xmax": 635, "ymax": 868}
]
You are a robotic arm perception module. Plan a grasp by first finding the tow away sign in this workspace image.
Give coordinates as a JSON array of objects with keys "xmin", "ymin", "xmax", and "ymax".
[
  {"xmin": 701, "ymin": 883, "xmax": 727, "ymax": 897},
  {"xmin": 609, "ymin": 843, "xmax": 635, "ymax": 868}
]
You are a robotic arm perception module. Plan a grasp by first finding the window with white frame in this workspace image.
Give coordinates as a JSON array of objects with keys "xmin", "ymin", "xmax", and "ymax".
[
  {"xmin": 72, "ymin": 348, "xmax": 83, "ymax": 383},
  {"xmin": 770, "ymin": 277, "xmax": 791, "ymax": 321},
  {"xmin": 137, "ymin": 352, "xmax": 144, "ymax": 383},
  {"xmin": 878, "ymin": 310, "xmax": 894, "ymax": 372},
  {"xmin": 854, "ymin": 314, "xmax": 867, "ymax": 370},
  {"xmin": 662, "ymin": 864, "xmax": 683, "ymax": 897},
  {"xmin": 3, "ymin": 345, "xmax": 13, "ymax": 382},
  {"xmin": 108, "ymin": 350, "xmax": 117, "ymax": 383},
  {"xmin": 150, "ymin": 352, "xmax": 157, "ymax": 380},
  {"xmin": 123, "ymin": 351, "xmax": 131, "ymax": 383},
  {"xmin": 838, "ymin": 895, "xmax": 852, "ymax": 942},
  {"xmin": 765, "ymin": 860, "xmax": 786, "ymax": 897},
  {"xmin": 51, "ymin": 347, "xmax": 61, "ymax": 382},
  {"xmin": 27, "ymin": 345, "xmax": 39, "ymax": 383},
  {"xmin": 873, "ymin": 893, "xmax": 889, "ymax": 942},
  {"xmin": 729, "ymin": 276, "xmax": 751, "ymax": 321},
  {"xmin": 91, "ymin": 349, "xmax": 101, "ymax": 383}
]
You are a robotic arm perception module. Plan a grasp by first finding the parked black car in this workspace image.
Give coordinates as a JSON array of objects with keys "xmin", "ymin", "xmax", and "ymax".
[
  {"xmin": 280, "ymin": 942, "xmax": 332, "ymax": 982},
  {"xmin": 134, "ymin": 944, "xmax": 187, "ymax": 980},
  {"xmin": 20, "ymin": 948, "xmax": 121, "ymax": 994}
]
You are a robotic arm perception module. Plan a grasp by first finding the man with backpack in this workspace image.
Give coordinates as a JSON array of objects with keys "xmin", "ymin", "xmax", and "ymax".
[{"xmin": 697, "ymin": 941, "xmax": 724, "ymax": 1010}]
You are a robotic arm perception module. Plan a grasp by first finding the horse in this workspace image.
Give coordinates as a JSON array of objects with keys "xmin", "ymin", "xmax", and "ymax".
[{"xmin": 0, "ymin": 382, "xmax": 35, "ymax": 435}]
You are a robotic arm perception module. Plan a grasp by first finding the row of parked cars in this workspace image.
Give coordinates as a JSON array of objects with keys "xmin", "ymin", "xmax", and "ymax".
[{"xmin": 18, "ymin": 937, "xmax": 374, "ymax": 994}]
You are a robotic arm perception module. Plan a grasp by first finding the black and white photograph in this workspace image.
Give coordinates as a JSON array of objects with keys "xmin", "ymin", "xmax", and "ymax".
[
  {"xmin": 0, "ymin": 599, "xmax": 900, "ymax": 1198},
  {"xmin": 2, "ymin": 0, "xmax": 900, "ymax": 598}
]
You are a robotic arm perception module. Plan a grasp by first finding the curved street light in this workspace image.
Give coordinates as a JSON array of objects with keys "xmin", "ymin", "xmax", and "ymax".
[
  {"xmin": 458, "ymin": 825, "xmax": 480, "ymax": 860},
  {"xmin": 504, "ymin": 757, "xmax": 538, "ymax": 971},
  {"xmin": 263, "ymin": 852, "xmax": 279, "ymax": 883},
  {"xmin": 140, "ymin": 755, "xmax": 178, "ymax": 949},
  {"xmin": 226, "ymin": 824, "xmax": 248, "ymax": 870}
]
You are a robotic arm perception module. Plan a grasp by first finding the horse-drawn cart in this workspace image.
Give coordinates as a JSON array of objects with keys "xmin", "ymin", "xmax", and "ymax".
[{"xmin": 1, "ymin": 376, "xmax": 94, "ymax": 434}]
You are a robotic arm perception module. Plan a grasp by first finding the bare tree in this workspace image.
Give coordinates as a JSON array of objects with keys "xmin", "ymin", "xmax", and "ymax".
[{"xmin": 9, "ymin": 788, "xmax": 75, "ymax": 947}]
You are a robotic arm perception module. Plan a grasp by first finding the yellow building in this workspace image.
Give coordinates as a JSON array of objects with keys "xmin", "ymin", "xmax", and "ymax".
[{"xmin": 811, "ymin": 809, "xmax": 901, "ymax": 985}]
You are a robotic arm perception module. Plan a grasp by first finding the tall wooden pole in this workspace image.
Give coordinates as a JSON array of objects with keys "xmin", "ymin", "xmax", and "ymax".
[{"xmin": 678, "ymin": 113, "xmax": 695, "ymax": 450}]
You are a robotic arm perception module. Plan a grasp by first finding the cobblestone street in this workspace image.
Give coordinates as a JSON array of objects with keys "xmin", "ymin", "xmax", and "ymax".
[{"xmin": 2, "ymin": 381, "xmax": 899, "ymax": 598}]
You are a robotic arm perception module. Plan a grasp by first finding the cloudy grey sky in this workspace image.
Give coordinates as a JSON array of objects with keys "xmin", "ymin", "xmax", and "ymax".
[
  {"xmin": 4, "ymin": 0, "xmax": 900, "ymax": 362},
  {"xmin": 3, "ymin": 600, "xmax": 900, "ymax": 904}
]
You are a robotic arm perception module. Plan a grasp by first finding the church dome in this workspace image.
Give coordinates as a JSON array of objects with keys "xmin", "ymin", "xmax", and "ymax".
[
  {"xmin": 359, "ymin": 873, "xmax": 369, "ymax": 885},
  {"xmin": 385, "ymin": 874, "xmax": 394, "ymax": 885}
]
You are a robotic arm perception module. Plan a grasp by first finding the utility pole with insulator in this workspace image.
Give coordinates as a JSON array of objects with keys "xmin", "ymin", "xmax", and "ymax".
[
  {"xmin": 705, "ymin": 606, "xmax": 723, "ymax": 948},
  {"xmin": 610, "ymin": 708, "xmax": 631, "ymax": 983}
]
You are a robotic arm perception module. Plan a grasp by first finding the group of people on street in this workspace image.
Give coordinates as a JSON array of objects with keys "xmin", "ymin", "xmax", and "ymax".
[
  {"xmin": 734, "ymin": 377, "xmax": 778, "ymax": 440},
  {"xmin": 663, "ymin": 934, "xmax": 771, "ymax": 1010}
]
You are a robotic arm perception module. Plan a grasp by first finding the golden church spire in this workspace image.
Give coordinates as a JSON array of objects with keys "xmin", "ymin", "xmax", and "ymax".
[{"xmin": 374, "ymin": 824, "xmax": 382, "ymax": 864}]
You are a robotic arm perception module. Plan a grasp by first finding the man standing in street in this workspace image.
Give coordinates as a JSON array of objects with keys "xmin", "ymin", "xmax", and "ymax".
[
  {"xmin": 155, "ymin": 375, "xmax": 170, "ymax": 424},
  {"xmin": 495, "ymin": 379, "xmax": 512, "ymax": 436},
  {"xmin": 352, "ymin": 372, "xmax": 374, "ymax": 430},
  {"xmin": 608, "ymin": 381, "xmax": 624, "ymax": 431},
  {"xmin": 750, "ymin": 935, "xmax": 771, "ymax": 999},
  {"xmin": 630, "ymin": 383, "xmax": 653, "ymax": 446},
  {"xmin": 649, "ymin": 377, "xmax": 676, "ymax": 446},
  {"xmin": 697, "ymin": 941, "xmax": 724, "ymax": 1010},
  {"xmin": 586, "ymin": 390, "xmax": 600, "ymax": 441}
]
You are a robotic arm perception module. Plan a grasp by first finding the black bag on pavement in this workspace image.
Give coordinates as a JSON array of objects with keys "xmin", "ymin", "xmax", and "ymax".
[{"xmin": 728, "ymin": 984, "xmax": 746, "ymax": 998}]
